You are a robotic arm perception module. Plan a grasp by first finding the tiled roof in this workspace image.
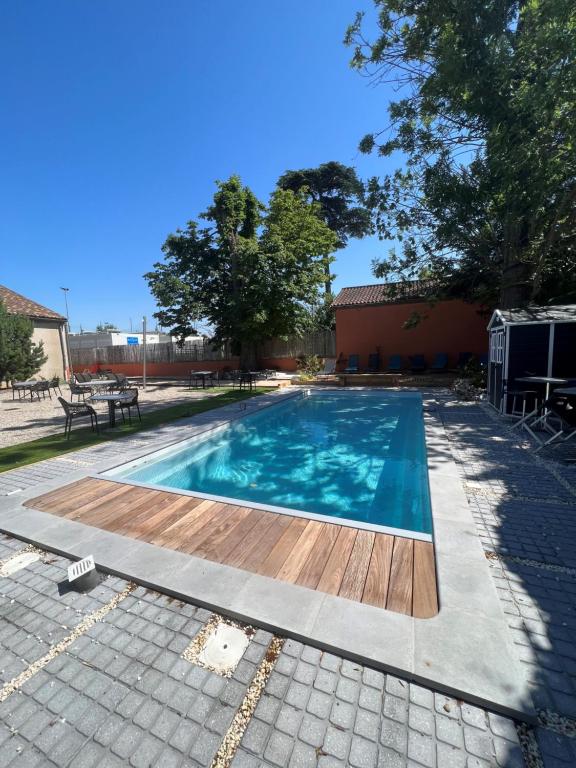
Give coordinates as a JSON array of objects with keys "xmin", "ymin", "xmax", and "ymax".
[
  {"xmin": 0, "ymin": 284, "xmax": 66, "ymax": 322},
  {"xmin": 332, "ymin": 279, "xmax": 437, "ymax": 308}
]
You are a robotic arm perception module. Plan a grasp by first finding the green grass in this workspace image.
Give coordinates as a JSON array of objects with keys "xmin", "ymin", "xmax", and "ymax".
[{"xmin": 0, "ymin": 387, "xmax": 274, "ymax": 474}]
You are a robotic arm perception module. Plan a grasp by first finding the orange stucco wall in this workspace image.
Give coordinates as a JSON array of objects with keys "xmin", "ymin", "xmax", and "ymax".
[
  {"xmin": 336, "ymin": 300, "xmax": 488, "ymax": 370},
  {"xmin": 80, "ymin": 357, "xmax": 301, "ymax": 377}
]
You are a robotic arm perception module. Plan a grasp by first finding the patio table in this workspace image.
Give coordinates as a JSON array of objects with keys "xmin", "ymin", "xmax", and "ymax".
[
  {"xmin": 11, "ymin": 380, "xmax": 36, "ymax": 400},
  {"xmin": 76, "ymin": 379, "xmax": 118, "ymax": 389},
  {"xmin": 88, "ymin": 392, "xmax": 133, "ymax": 428},
  {"xmin": 513, "ymin": 376, "xmax": 568, "ymax": 432},
  {"xmin": 189, "ymin": 371, "xmax": 215, "ymax": 389}
]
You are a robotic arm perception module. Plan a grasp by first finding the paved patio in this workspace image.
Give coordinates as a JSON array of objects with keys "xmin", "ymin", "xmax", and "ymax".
[{"xmin": 0, "ymin": 390, "xmax": 575, "ymax": 765}]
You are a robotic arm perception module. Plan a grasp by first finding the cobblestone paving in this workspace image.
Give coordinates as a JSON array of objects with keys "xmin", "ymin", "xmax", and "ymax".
[
  {"xmin": 439, "ymin": 400, "xmax": 576, "ymax": 767},
  {"xmin": 0, "ymin": 535, "xmax": 525, "ymax": 767}
]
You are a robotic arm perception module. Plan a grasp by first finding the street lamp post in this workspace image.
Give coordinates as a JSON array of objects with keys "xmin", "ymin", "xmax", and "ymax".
[{"xmin": 60, "ymin": 287, "xmax": 73, "ymax": 381}]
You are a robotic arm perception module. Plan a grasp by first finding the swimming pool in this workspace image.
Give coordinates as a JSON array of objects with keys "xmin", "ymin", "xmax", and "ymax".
[{"xmin": 105, "ymin": 390, "xmax": 433, "ymax": 540}]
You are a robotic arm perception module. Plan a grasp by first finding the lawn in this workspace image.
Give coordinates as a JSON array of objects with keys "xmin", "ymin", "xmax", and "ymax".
[{"xmin": 0, "ymin": 387, "xmax": 273, "ymax": 473}]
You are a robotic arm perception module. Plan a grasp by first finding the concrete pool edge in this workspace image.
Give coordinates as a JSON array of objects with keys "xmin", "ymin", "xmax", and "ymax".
[{"xmin": 0, "ymin": 387, "xmax": 534, "ymax": 722}]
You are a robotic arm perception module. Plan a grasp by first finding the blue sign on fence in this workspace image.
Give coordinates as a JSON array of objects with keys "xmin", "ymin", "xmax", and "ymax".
[{"xmin": 126, "ymin": 336, "xmax": 139, "ymax": 345}]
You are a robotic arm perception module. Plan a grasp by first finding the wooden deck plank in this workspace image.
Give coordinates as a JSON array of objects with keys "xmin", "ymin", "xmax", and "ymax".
[
  {"xmin": 258, "ymin": 517, "xmax": 309, "ymax": 577},
  {"xmin": 296, "ymin": 524, "xmax": 340, "ymax": 589},
  {"xmin": 277, "ymin": 521, "xmax": 325, "ymax": 583},
  {"xmin": 24, "ymin": 478, "xmax": 438, "ymax": 619},
  {"xmin": 234, "ymin": 515, "xmax": 293, "ymax": 571},
  {"xmin": 338, "ymin": 530, "xmax": 376, "ymax": 601},
  {"xmin": 190, "ymin": 506, "xmax": 251, "ymax": 560},
  {"xmin": 316, "ymin": 527, "xmax": 358, "ymax": 595},
  {"xmin": 412, "ymin": 541, "xmax": 439, "ymax": 618},
  {"xmin": 213, "ymin": 509, "xmax": 267, "ymax": 563},
  {"xmin": 25, "ymin": 478, "xmax": 96, "ymax": 511},
  {"xmin": 386, "ymin": 537, "xmax": 414, "ymax": 615},
  {"xmin": 362, "ymin": 534, "xmax": 394, "ymax": 608}
]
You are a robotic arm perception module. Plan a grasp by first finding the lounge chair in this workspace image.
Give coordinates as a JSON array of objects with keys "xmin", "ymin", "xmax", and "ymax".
[
  {"xmin": 387, "ymin": 355, "xmax": 402, "ymax": 372},
  {"xmin": 409, "ymin": 355, "xmax": 427, "ymax": 373},
  {"xmin": 317, "ymin": 358, "xmax": 337, "ymax": 376},
  {"xmin": 58, "ymin": 397, "xmax": 99, "ymax": 439},
  {"xmin": 367, "ymin": 353, "xmax": 380, "ymax": 373},
  {"xmin": 68, "ymin": 382, "xmax": 88, "ymax": 401},
  {"xmin": 344, "ymin": 354, "xmax": 360, "ymax": 373},
  {"xmin": 430, "ymin": 353, "xmax": 448, "ymax": 372},
  {"xmin": 30, "ymin": 381, "xmax": 52, "ymax": 400}
]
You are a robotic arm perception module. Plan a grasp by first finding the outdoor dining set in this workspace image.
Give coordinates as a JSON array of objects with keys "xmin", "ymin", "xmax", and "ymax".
[{"xmin": 505, "ymin": 375, "xmax": 576, "ymax": 451}]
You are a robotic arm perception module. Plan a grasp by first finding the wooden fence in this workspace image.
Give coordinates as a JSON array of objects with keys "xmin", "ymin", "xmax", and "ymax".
[{"xmin": 70, "ymin": 330, "xmax": 335, "ymax": 368}]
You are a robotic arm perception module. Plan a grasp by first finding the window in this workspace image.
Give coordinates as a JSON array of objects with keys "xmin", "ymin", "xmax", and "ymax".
[{"xmin": 490, "ymin": 330, "xmax": 504, "ymax": 363}]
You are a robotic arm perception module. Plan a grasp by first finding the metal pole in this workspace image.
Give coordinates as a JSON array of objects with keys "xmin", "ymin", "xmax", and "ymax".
[
  {"xmin": 142, "ymin": 315, "xmax": 147, "ymax": 390},
  {"xmin": 60, "ymin": 287, "xmax": 73, "ymax": 381}
]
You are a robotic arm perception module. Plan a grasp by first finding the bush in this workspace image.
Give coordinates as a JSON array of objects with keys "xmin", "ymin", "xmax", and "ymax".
[{"xmin": 296, "ymin": 354, "xmax": 323, "ymax": 380}]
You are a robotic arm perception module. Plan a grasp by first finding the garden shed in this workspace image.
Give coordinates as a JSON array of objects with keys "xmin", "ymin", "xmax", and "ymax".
[{"xmin": 487, "ymin": 305, "xmax": 576, "ymax": 414}]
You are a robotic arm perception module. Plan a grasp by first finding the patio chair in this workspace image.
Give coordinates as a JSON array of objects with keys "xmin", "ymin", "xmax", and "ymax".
[
  {"xmin": 387, "ymin": 355, "xmax": 402, "ymax": 372},
  {"xmin": 430, "ymin": 353, "xmax": 448, "ymax": 372},
  {"xmin": 30, "ymin": 380, "xmax": 52, "ymax": 400},
  {"xmin": 49, "ymin": 376, "xmax": 62, "ymax": 396},
  {"xmin": 69, "ymin": 382, "xmax": 88, "ymax": 402},
  {"xmin": 58, "ymin": 397, "xmax": 99, "ymax": 439},
  {"xmin": 115, "ymin": 388, "xmax": 141, "ymax": 424},
  {"xmin": 367, "ymin": 353, "xmax": 380, "ymax": 373},
  {"xmin": 317, "ymin": 358, "xmax": 336, "ymax": 376},
  {"xmin": 343, "ymin": 354, "xmax": 360, "ymax": 373},
  {"xmin": 532, "ymin": 394, "xmax": 576, "ymax": 451},
  {"xmin": 409, "ymin": 355, "xmax": 427, "ymax": 373}
]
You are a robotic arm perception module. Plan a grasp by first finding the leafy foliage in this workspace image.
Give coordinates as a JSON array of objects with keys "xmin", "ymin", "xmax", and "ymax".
[
  {"xmin": 0, "ymin": 301, "xmax": 48, "ymax": 382},
  {"xmin": 145, "ymin": 176, "xmax": 337, "ymax": 367},
  {"xmin": 346, "ymin": 0, "xmax": 576, "ymax": 308},
  {"xmin": 277, "ymin": 161, "xmax": 372, "ymax": 295},
  {"xmin": 95, "ymin": 322, "xmax": 119, "ymax": 332}
]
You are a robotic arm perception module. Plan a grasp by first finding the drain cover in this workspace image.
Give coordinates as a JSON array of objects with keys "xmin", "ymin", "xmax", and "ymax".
[
  {"xmin": 197, "ymin": 623, "xmax": 251, "ymax": 675},
  {"xmin": 67, "ymin": 555, "xmax": 95, "ymax": 582},
  {"xmin": 0, "ymin": 551, "xmax": 40, "ymax": 577}
]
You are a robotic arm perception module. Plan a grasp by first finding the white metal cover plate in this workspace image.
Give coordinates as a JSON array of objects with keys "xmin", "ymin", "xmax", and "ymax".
[
  {"xmin": 197, "ymin": 623, "xmax": 250, "ymax": 675},
  {"xmin": 68, "ymin": 555, "xmax": 95, "ymax": 582}
]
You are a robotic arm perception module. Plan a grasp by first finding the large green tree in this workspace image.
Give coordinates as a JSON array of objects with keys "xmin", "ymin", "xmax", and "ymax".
[
  {"xmin": 277, "ymin": 161, "xmax": 372, "ymax": 297},
  {"xmin": 346, "ymin": 0, "xmax": 576, "ymax": 308},
  {"xmin": 145, "ymin": 176, "xmax": 337, "ymax": 368},
  {"xmin": 0, "ymin": 301, "xmax": 47, "ymax": 383}
]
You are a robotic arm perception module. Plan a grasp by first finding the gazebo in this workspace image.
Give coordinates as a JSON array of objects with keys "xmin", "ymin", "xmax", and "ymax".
[{"xmin": 487, "ymin": 305, "xmax": 576, "ymax": 414}]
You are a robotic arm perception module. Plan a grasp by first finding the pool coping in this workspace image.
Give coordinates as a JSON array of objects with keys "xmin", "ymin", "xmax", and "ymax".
[{"xmin": 0, "ymin": 386, "xmax": 534, "ymax": 722}]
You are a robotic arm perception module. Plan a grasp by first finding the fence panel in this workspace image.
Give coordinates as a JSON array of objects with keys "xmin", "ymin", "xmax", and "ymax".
[{"xmin": 70, "ymin": 331, "xmax": 335, "ymax": 368}]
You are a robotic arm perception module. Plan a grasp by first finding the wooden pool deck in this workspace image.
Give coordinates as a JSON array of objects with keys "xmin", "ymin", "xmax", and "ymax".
[{"xmin": 25, "ymin": 477, "xmax": 438, "ymax": 618}]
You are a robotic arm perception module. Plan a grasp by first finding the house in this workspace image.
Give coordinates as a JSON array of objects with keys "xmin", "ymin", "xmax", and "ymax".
[
  {"xmin": 69, "ymin": 330, "xmax": 173, "ymax": 350},
  {"xmin": 0, "ymin": 284, "xmax": 68, "ymax": 380},
  {"xmin": 332, "ymin": 280, "xmax": 488, "ymax": 370}
]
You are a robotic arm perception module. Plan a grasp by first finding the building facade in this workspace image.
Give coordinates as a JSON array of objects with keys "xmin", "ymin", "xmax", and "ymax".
[
  {"xmin": 0, "ymin": 284, "xmax": 68, "ymax": 380},
  {"xmin": 333, "ymin": 280, "xmax": 489, "ymax": 370}
]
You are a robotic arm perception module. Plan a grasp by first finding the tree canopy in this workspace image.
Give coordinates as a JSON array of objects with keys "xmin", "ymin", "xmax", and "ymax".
[
  {"xmin": 0, "ymin": 301, "xmax": 47, "ymax": 382},
  {"xmin": 277, "ymin": 161, "xmax": 372, "ymax": 296},
  {"xmin": 346, "ymin": 0, "xmax": 576, "ymax": 308},
  {"xmin": 145, "ymin": 176, "xmax": 337, "ymax": 367}
]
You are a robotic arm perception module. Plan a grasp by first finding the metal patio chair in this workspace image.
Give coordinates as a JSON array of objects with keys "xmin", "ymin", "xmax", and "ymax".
[{"xmin": 58, "ymin": 397, "xmax": 99, "ymax": 439}]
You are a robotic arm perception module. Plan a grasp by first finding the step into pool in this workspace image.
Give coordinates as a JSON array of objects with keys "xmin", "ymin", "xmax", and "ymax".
[{"xmin": 104, "ymin": 390, "xmax": 433, "ymax": 540}]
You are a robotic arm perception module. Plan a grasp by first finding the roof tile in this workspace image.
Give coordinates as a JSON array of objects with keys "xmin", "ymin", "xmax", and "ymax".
[
  {"xmin": 332, "ymin": 280, "xmax": 436, "ymax": 308},
  {"xmin": 0, "ymin": 284, "xmax": 66, "ymax": 322}
]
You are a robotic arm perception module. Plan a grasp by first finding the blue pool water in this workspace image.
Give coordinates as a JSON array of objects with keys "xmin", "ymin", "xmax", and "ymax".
[{"xmin": 111, "ymin": 391, "xmax": 432, "ymax": 535}]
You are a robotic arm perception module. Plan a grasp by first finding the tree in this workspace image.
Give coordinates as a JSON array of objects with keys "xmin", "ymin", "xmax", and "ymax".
[
  {"xmin": 145, "ymin": 176, "xmax": 337, "ymax": 368},
  {"xmin": 345, "ymin": 0, "xmax": 576, "ymax": 308},
  {"xmin": 0, "ymin": 301, "xmax": 47, "ymax": 383},
  {"xmin": 96, "ymin": 322, "xmax": 119, "ymax": 332},
  {"xmin": 277, "ymin": 161, "xmax": 372, "ymax": 296}
]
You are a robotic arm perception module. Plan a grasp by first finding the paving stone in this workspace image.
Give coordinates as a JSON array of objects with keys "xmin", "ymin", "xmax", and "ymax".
[
  {"xmin": 407, "ymin": 729, "xmax": 436, "ymax": 768},
  {"xmin": 264, "ymin": 730, "xmax": 294, "ymax": 767},
  {"xmin": 188, "ymin": 729, "xmax": 221, "ymax": 766},
  {"xmin": 276, "ymin": 704, "xmax": 304, "ymax": 738},
  {"xmin": 298, "ymin": 713, "xmax": 327, "ymax": 748},
  {"xmin": 323, "ymin": 724, "xmax": 351, "ymax": 760},
  {"xmin": 306, "ymin": 690, "xmax": 332, "ymax": 719},
  {"xmin": 349, "ymin": 735, "xmax": 378, "ymax": 768}
]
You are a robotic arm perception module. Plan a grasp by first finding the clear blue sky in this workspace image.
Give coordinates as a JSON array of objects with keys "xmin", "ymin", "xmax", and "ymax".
[{"xmin": 0, "ymin": 0, "xmax": 396, "ymax": 333}]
